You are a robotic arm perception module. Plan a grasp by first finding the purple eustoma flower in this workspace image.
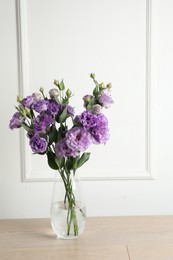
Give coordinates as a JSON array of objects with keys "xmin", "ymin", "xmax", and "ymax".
[
  {"xmin": 32, "ymin": 100, "xmax": 48, "ymax": 113},
  {"xmin": 67, "ymin": 105, "xmax": 75, "ymax": 116},
  {"xmin": 90, "ymin": 113, "xmax": 109, "ymax": 144},
  {"xmin": 66, "ymin": 127, "xmax": 92, "ymax": 152},
  {"xmin": 9, "ymin": 112, "xmax": 25, "ymax": 130},
  {"xmin": 22, "ymin": 95, "xmax": 34, "ymax": 108},
  {"xmin": 33, "ymin": 113, "xmax": 54, "ymax": 132},
  {"xmin": 55, "ymin": 138, "xmax": 79, "ymax": 158},
  {"xmin": 79, "ymin": 110, "xmax": 97, "ymax": 130},
  {"xmin": 98, "ymin": 89, "xmax": 114, "ymax": 109},
  {"xmin": 47, "ymin": 99, "xmax": 60, "ymax": 115},
  {"xmin": 79, "ymin": 111, "xmax": 109, "ymax": 144},
  {"xmin": 27, "ymin": 130, "xmax": 35, "ymax": 139},
  {"xmin": 29, "ymin": 134, "xmax": 48, "ymax": 153}
]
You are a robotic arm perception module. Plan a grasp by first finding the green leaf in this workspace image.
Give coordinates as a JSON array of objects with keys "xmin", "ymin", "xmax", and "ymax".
[
  {"xmin": 72, "ymin": 155, "xmax": 80, "ymax": 170},
  {"xmin": 55, "ymin": 156, "xmax": 65, "ymax": 169},
  {"xmin": 62, "ymin": 97, "xmax": 69, "ymax": 105},
  {"xmin": 66, "ymin": 156, "xmax": 80, "ymax": 171},
  {"xmin": 54, "ymin": 95, "xmax": 61, "ymax": 105},
  {"xmin": 49, "ymin": 125, "xmax": 58, "ymax": 145},
  {"xmin": 77, "ymin": 152, "xmax": 90, "ymax": 169},
  {"xmin": 87, "ymin": 97, "xmax": 96, "ymax": 110},
  {"xmin": 47, "ymin": 151, "xmax": 59, "ymax": 170},
  {"xmin": 22, "ymin": 123, "xmax": 32, "ymax": 132},
  {"xmin": 93, "ymin": 86, "xmax": 99, "ymax": 97},
  {"xmin": 66, "ymin": 157, "xmax": 74, "ymax": 171},
  {"xmin": 59, "ymin": 125, "xmax": 66, "ymax": 140},
  {"xmin": 58, "ymin": 106, "xmax": 68, "ymax": 123},
  {"xmin": 30, "ymin": 109, "xmax": 35, "ymax": 119}
]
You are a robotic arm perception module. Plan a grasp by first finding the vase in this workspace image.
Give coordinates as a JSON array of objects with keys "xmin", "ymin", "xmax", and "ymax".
[{"xmin": 50, "ymin": 171, "xmax": 86, "ymax": 239}]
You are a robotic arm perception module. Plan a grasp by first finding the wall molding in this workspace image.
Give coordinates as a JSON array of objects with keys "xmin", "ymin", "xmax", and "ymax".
[{"xmin": 16, "ymin": 0, "xmax": 155, "ymax": 182}]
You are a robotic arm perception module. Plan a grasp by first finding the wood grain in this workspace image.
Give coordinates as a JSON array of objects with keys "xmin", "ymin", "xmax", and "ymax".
[
  {"xmin": 1, "ymin": 216, "xmax": 173, "ymax": 259},
  {"xmin": 128, "ymin": 243, "xmax": 173, "ymax": 260}
]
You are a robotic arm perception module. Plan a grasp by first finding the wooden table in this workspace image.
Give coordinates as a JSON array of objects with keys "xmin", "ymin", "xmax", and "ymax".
[{"xmin": 1, "ymin": 216, "xmax": 173, "ymax": 259}]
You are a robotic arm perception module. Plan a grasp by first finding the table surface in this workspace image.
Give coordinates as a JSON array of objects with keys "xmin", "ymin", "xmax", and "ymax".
[{"xmin": 1, "ymin": 216, "xmax": 173, "ymax": 259}]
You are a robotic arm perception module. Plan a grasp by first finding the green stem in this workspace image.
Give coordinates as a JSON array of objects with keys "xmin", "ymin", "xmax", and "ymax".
[
  {"xmin": 58, "ymin": 168, "xmax": 79, "ymax": 237},
  {"xmin": 65, "ymin": 172, "xmax": 78, "ymax": 237}
]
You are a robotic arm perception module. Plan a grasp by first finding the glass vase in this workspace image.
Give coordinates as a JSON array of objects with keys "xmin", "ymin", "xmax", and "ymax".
[{"xmin": 50, "ymin": 171, "xmax": 86, "ymax": 239}]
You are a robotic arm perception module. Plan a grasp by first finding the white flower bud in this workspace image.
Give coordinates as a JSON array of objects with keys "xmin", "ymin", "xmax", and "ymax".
[
  {"xmin": 92, "ymin": 104, "xmax": 102, "ymax": 114},
  {"xmin": 32, "ymin": 92, "xmax": 42, "ymax": 101},
  {"xmin": 49, "ymin": 88, "xmax": 59, "ymax": 98}
]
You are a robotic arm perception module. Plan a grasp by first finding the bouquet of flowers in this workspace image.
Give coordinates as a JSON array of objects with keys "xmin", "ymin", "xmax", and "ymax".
[{"xmin": 9, "ymin": 73, "xmax": 113, "ymax": 237}]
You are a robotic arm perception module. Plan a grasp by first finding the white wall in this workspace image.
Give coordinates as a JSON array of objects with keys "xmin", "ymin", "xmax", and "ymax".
[{"xmin": 1, "ymin": 0, "xmax": 173, "ymax": 219}]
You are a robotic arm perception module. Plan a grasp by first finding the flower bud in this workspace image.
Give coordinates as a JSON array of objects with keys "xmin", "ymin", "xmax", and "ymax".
[
  {"xmin": 83, "ymin": 94, "xmax": 92, "ymax": 102},
  {"xmin": 19, "ymin": 105, "xmax": 26, "ymax": 116},
  {"xmin": 25, "ymin": 107, "xmax": 31, "ymax": 115},
  {"xmin": 90, "ymin": 73, "xmax": 95, "ymax": 79},
  {"xmin": 59, "ymin": 80, "xmax": 65, "ymax": 91},
  {"xmin": 99, "ymin": 82, "xmax": 105, "ymax": 90},
  {"xmin": 39, "ymin": 87, "xmax": 44, "ymax": 93},
  {"xmin": 17, "ymin": 95, "xmax": 23, "ymax": 103},
  {"xmin": 66, "ymin": 88, "xmax": 72, "ymax": 98},
  {"xmin": 54, "ymin": 79, "xmax": 59, "ymax": 87},
  {"xmin": 92, "ymin": 104, "xmax": 102, "ymax": 114},
  {"xmin": 106, "ymin": 83, "xmax": 112, "ymax": 89},
  {"xmin": 49, "ymin": 88, "xmax": 59, "ymax": 98},
  {"xmin": 83, "ymin": 95, "xmax": 93, "ymax": 108},
  {"xmin": 98, "ymin": 88, "xmax": 114, "ymax": 108},
  {"xmin": 32, "ymin": 92, "xmax": 42, "ymax": 101}
]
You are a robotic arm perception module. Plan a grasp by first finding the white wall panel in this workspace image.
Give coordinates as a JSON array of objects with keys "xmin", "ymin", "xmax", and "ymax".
[{"xmin": 16, "ymin": 0, "xmax": 155, "ymax": 181}]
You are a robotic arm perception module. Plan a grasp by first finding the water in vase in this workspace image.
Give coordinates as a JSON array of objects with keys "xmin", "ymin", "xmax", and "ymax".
[{"xmin": 50, "ymin": 201, "xmax": 86, "ymax": 239}]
